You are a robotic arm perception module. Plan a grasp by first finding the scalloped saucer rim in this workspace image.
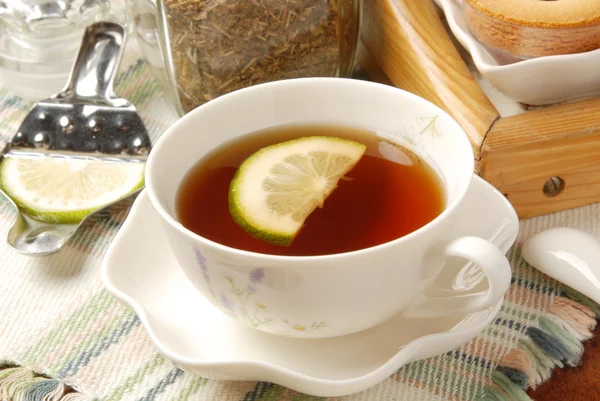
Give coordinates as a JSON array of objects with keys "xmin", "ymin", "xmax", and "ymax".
[{"xmin": 101, "ymin": 175, "xmax": 518, "ymax": 397}]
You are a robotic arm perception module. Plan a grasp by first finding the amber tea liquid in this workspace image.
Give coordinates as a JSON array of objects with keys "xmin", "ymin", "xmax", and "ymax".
[{"xmin": 176, "ymin": 125, "xmax": 445, "ymax": 256}]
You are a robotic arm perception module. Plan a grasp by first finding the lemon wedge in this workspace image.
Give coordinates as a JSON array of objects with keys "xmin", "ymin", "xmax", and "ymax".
[
  {"xmin": 229, "ymin": 136, "xmax": 366, "ymax": 246},
  {"xmin": 0, "ymin": 156, "xmax": 145, "ymax": 224}
]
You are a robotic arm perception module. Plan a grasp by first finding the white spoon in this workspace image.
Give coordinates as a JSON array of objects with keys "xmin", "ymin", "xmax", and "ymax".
[{"xmin": 522, "ymin": 227, "xmax": 600, "ymax": 304}]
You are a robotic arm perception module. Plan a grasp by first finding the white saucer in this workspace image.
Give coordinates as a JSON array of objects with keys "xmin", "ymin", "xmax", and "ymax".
[{"xmin": 102, "ymin": 175, "xmax": 518, "ymax": 397}]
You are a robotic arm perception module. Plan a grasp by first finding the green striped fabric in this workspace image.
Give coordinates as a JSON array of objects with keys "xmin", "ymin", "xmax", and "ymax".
[{"xmin": 0, "ymin": 57, "xmax": 598, "ymax": 401}]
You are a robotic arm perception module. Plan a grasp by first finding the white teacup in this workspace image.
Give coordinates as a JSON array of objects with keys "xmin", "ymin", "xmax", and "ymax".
[{"xmin": 146, "ymin": 78, "xmax": 511, "ymax": 339}]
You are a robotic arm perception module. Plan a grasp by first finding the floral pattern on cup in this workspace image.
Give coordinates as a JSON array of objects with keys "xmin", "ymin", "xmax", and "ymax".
[
  {"xmin": 189, "ymin": 256, "xmax": 329, "ymax": 334},
  {"xmin": 221, "ymin": 269, "xmax": 274, "ymax": 328},
  {"xmin": 193, "ymin": 248, "xmax": 217, "ymax": 304},
  {"xmin": 277, "ymin": 319, "xmax": 328, "ymax": 336},
  {"xmin": 417, "ymin": 115, "xmax": 440, "ymax": 138},
  {"xmin": 389, "ymin": 114, "xmax": 440, "ymax": 150}
]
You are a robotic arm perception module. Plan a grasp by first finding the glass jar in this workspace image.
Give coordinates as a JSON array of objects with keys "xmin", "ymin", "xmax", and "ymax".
[
  {"xmin": 128, "ymin": 0, "xmax": 360, "ymax": 115},
  {"xmin": 0, "ymin": 0, "xmax": 127, "ymax": 100}
]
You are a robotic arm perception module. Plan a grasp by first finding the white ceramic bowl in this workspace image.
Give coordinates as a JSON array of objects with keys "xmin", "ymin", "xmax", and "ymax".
[{"xmin": 436, "ymin": 0, "xmax": 600, "ymax": 106}]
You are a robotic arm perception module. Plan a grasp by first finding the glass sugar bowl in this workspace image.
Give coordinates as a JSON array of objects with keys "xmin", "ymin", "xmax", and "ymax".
[{"xmin": 128, "ymin": 0, "xmax": 361, "ymax": 115}]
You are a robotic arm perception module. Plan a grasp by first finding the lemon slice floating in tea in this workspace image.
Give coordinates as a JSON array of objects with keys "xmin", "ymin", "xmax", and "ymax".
[
  {"xmin": 229, "ymin": 136, "xmax": 366, "ymax": 246},
  {"xmin": 0, "ymin": 156, "xmax": 145, "ymax": 224}
]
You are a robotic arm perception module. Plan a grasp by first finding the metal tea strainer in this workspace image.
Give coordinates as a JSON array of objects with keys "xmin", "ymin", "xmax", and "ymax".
[{"xmin": 0, "ymin": 21, "xmax": 151, "ymax": 256}]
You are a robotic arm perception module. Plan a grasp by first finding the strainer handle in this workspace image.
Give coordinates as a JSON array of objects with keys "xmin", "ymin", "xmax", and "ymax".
[{"xmin": 57, "ymin": 22, "xmax": 126, "ymax": 103}]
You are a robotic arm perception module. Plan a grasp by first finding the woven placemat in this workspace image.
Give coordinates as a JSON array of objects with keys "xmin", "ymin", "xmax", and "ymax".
[{"xmin": 1, "ymin": 59, "xmax": 599, "ymax": 401}]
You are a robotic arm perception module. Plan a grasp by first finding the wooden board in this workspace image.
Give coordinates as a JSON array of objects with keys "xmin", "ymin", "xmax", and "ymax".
[
  {"xmin": 359, "ymin": 0, "xmax": 600, "ymax": 219},
  {"xmin": 482, "ymin": 99, "xmax": 600, "ymax": 218}
]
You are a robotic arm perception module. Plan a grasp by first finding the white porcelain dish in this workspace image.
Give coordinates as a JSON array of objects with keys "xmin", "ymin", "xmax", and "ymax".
[
  {"xmin": 101, "ymin": 175, "xmax": 518, "ymax": 397},
  {"xmin": 435, "ymin": 0, "xmax": 600, "ymax": 106}
]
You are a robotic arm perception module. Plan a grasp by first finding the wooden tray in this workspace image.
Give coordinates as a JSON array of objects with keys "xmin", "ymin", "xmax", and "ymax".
[{"xmin": 359, "ymin": 0, "xmax": 600, "ymax": 219}]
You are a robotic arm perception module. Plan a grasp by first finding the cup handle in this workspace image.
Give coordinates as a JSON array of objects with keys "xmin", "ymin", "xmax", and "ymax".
[{"xmin": 402, "ymin": 236, "xmax": 512, "ymax": 318}]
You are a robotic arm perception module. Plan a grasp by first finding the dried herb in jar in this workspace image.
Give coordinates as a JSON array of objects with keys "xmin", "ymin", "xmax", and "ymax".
[{"xmin": 162, "ymin": 0, "xmax": 358, "ymax": 113}]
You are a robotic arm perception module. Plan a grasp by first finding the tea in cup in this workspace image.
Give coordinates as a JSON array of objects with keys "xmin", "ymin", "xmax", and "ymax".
[{"xmin": 177, "ymin": 124, "xmax": 445, "ymax": 256}]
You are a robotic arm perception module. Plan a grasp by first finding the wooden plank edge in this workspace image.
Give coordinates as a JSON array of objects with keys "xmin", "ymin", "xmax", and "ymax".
[{"xmin": 480, "ymin": 107, "xmax": 600, "ymax": 218}]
